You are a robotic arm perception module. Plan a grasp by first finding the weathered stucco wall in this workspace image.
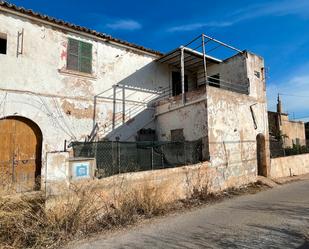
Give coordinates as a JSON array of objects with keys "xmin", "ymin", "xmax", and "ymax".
[
  {"xmin": 268, "ymin": 112, "xmax": 306, "ymax": 147},
  {"xmin": 205, "ymin": 52, "xmax": 248, "ymax": 90},
  {"xmin": 154, "ymin": 52, "xmax": 269, "ymax": 188},
  {"xmin": 155, "ymin": 89, "xmax": 207, "ymax": 142},
  {"xmin": 270, "ymin": 154, "xmax": 309, "ymax": 178},
  {"xmin": 281, "ymin": 116, "xmax": 306, "ymax": 147},
  {"xmin": 47, "ymin": 160, "xmax": 257, "ymax": 200},
  {"xmin": 0, "ymin": 10, "xmax": 170, "ymax": 182},
  {"xmin": 207, "ymin": 52, "xmax": 269, "ymax": 187},
  {"xmin": 207, "ymin": 87, "xmax": 268, "ymax": 187}
]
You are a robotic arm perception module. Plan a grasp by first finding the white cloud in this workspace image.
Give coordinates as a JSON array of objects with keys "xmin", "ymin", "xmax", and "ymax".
[
  {"xmin": 168, "ymin": 21, "xmax": 233, "ymax": 32},
  {"xmin": 168, "ymin": 0, "xmax": 309, "ymax": 32},
  {"xmin": 231, "ymin": 0, "xmax": 309, "ymax": 22},
  {"xmin": 106, "ymin": 19, "xmax": 142, "ymax": 31}
]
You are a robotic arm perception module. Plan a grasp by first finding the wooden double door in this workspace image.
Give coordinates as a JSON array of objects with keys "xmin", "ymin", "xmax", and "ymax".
[{"xmin": 0, "ymin": 117, "xmax": 42, "ymax": 193}]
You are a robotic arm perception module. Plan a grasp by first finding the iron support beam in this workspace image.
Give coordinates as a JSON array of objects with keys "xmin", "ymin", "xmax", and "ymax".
[
  {"xmin": 203, "ymin": 34, "xmax": 243, "ymax": 53},
  {"xmin": 112, "ymin": 85, "xmax": 116, "ymax": 130},
  {"xmin": 180, "ymin": 47, "xmax": 185, "ymax": 104},
  {"xmin": 122, "ymin": 85, "xmax": 125, "ymax": 124},
  {"xmin": 202, "ymin": 34, "xmax": 208, "ymax": 86}
]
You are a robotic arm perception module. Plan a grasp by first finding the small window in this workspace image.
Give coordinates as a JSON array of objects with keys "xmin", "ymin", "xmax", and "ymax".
[
  {"xmin": 0, "ymin": 33, "xmax": 7, "ymax": 54},
  {"xmin": 171, "ymin": 129, "xmax": 184, "ymax": 142},
  {"xmin": 172, "ymin": 72, "xmax": 188, "ymax": 96},
  {"xmin": 208, "ymin": 74, "xmax": 220, "ymax": 88},
  {"xmin": 67, "ymin": 38, "xmax": 92, "ymax": 74}
]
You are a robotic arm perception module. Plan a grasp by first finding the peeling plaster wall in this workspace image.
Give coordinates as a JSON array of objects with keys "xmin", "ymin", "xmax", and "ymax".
[
  {"xmin": 281, "ymin": 115, "xmax": 306, "ymax": 147},
  {"xmin": 207, "ymin": 87, "xmax": 268, "ymax": 187},
  {"xmin": 156, "ymin": 99, "xmax": 208, "ymax": 142},
  {"xmin": 198, "ymin": 53, "xmax": 248, "ymax": 90},
  {"xmin": 0, "ymin": 11, "xmax": 169, "ymax": 183},
  {"xmin": 207, "ymin": 52, "xmax": 269, "ymax": 187},
  {"xmin": 268, "ymin": 112, "xmax": 306, "ymax": 147},
  {"xmin": 155, "ymin": 52, "xmax": 270, "ymax": 188}
]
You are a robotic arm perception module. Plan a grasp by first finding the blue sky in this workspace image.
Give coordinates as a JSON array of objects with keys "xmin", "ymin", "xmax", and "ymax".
[{"xmin": 8, "ymin": 0, "xmax": 309, "ymax": 121}]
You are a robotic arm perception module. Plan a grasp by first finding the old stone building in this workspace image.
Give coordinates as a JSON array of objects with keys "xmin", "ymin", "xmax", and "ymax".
[
  {"xmin": 0, "ymin": 2, "xmax": 270, "ymax": 193},
  {"xmin": 268, "ymin": 95, "xmax": 306, "ymax": 147}
]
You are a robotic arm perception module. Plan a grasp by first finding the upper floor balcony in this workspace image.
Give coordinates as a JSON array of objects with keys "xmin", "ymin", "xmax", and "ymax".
[{"xmin": 153, "ymin": 34, "xmax": 250, "ymax": 111}]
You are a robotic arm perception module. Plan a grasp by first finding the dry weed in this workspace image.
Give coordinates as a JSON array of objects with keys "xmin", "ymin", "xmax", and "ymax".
[
  {"xmin": 0, "ymin": 170, "xmax": 268, "ymax": 249},
  {"xmin": 0, "ymin": 180, "xmax": 169, "ymax": 249}
]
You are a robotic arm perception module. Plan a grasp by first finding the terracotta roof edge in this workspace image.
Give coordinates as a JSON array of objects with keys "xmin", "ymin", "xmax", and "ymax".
[{"xmin": 0, "ymin": 1, "xmax": 164, "ymax": 57}]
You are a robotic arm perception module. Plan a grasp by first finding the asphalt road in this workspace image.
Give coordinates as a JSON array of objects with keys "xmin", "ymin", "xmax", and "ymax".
[{"xmin": 73, "ymin": 180, "xmax": 309, "ymax": 249}]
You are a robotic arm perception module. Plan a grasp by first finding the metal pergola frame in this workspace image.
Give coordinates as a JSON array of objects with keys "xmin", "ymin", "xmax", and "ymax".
[{"xmin": 157, "ymin": 34, "xmax": 243, "ymax": 104}]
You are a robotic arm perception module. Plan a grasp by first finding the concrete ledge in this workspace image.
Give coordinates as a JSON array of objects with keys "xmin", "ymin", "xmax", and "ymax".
[{"xmin": 44, "ymin": 160, "xmax": 257, "ymax": 203}]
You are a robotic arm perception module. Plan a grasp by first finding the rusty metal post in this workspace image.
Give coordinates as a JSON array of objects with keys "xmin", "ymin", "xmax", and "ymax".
[
  {"xmin": 202, "ymin": 34, "xmax": 208, "ymax": 87},
  {"xmin": 122, "ymin": 85, "xmax": 125, "ymax": 124},
  {"xmin": 202, "ymin": 34, "xmax": 211, "ymax": 161},
  {"xmin": 180, "ymin": 47, "xmax": 185, "ymax": 104},
  {"xmin": 112, "ymin": 85, "xmax": 116, "ymax": 130},
  {"xmin": 151, "ymin": 147, "xmax": 154, "ymax": 170}
]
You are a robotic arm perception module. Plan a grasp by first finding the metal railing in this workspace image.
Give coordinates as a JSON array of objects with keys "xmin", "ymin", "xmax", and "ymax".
[{"xmin": 206, "ymin": 76, "xmax": 249, "ymax": 94}]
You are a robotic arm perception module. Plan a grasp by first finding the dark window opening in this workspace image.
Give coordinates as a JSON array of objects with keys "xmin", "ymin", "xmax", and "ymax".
[
  {"xmin": 254, "ymin": 70, "xmax": 261, "ymax": 78},
  {"xmin": 171, "ymin": 129, "xmax": 184, "ymax": 142},
  {"xmin": 67, "ymin": 38, "xmax": 92, "ymax": 74},
  {"xmin": 172, "ymin": 72, "xmax": 188, "ymax": 96},
  {"xmin": 0, "ymin": 36, "xmax": 7, "ymax": 54},
  {"xmin": 137, "ymin": 128, "xmax": 156, "ymax": 141},
  {"xmin": 208, "ymin": 74, "xmax": 220, "ymax": 88}
]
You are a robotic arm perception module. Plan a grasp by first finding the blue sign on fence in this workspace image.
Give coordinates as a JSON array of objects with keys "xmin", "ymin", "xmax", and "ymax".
[{"xmin": 72, "ymin": 162, "xmax": 90, "ymax": 179}]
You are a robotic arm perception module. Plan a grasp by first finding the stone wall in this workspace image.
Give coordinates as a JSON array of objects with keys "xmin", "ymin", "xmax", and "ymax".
[
  {"xmin": 270, "ymin": 154, "xmax": 309, "ymax": 178},
  {"xmin": 46, "ymin": 160, "xmax": 258, "ymax": 200}
]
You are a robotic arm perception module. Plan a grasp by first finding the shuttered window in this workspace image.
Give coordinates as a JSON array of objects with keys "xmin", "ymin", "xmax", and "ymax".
[{"xmin": 67, "ymin": 38, "xmax": 92, "ymax": 74}]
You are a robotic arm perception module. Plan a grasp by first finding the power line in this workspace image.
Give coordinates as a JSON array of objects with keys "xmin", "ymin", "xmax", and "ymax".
[{"xmin": 294, "ymin": 115, "xmax": 309, "ymax": 120}]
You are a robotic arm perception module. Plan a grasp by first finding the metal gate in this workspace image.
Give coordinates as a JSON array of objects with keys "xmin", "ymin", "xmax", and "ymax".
[{"xmin": 0, "ymin": 117, "xmax": 42, "ymax": 193}]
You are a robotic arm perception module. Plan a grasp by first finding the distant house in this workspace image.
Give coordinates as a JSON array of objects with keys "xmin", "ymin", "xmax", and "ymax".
[{"xmin": 268, "ymin": 95, "xmax": 306, "ymax": 147}]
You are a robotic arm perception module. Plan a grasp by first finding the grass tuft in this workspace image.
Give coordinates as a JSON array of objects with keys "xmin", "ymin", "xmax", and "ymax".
[{"xmin": 0, "ymin": 181, "xmax": 169, "ymax": 249}]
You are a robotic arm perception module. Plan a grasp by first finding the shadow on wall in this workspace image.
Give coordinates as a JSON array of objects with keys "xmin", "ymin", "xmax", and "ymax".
[{"xmin": 89, "ymin": 61, "xmax": 170, "ymax": 141}]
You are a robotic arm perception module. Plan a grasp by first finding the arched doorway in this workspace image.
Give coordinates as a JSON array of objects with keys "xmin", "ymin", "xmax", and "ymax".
[
  {"xmin": 0, "ymin": 116, "xmax": 42, "ymax": 193},
  {"xmin": 256, "ymin": 133, "xmax": 267, "ymax": 177}
]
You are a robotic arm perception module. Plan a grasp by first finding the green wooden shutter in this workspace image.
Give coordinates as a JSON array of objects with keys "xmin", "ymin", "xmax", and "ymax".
[
  {"xmin": 79, "ymin": 41, "xmax": 92, "ymax": 74},
  {"xmin": 67, "ymin": 38, "xmax": 92, "ymax": 74},
  {"xmin": 67, "ymin": 39, "xmax": 79, "ymax": 71}
]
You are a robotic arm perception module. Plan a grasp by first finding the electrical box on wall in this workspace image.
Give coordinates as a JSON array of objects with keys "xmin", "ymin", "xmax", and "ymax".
[{"xmin": 69, "ymin": 157, "xmax": 96, "ymax": 181}]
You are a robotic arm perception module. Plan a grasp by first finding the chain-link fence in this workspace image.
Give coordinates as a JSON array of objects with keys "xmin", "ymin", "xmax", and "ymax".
[
  {"xmin": 71, "ymin": 139, "xmax": 204, "ymax": 178},
  {"xmin": 270, "ymin": 139, "xmax": 309, "ymax": 158}
]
